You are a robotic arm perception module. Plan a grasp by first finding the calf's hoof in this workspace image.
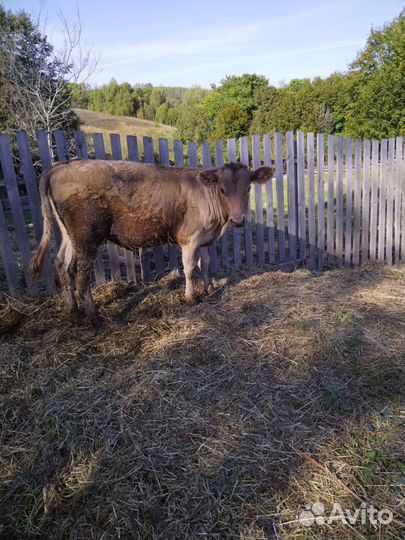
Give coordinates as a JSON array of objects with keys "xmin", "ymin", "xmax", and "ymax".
[
  {"xmin": 185, "ymin": 295, "xmax": 197, "ymax": 306},
  {"xmin": 206, "ymin": 284, "xmax": 215, "ymax": 296}
]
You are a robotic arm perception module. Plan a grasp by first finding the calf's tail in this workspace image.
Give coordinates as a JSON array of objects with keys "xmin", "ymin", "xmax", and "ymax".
[{"xmin": 29, "ymin": 169, "xmax": 54, "ymax": 283}]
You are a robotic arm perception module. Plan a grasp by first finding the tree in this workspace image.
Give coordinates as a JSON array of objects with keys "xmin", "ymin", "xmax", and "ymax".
[
  {"xmin": 213, "ymin": 105, "xmax": 250, "ymax": 140},
  {"xmin": 0, "ymin": 6, "xmax": 97, "ymax": 138},
  {"xmin": 345, "ymin": 9, "xmax": 405, "ymax": 138}
]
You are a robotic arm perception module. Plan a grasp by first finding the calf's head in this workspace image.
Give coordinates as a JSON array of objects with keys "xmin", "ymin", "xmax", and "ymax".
[{"xmin": 197, "ymin": 163, "xmax": 273, "ymax": 226}]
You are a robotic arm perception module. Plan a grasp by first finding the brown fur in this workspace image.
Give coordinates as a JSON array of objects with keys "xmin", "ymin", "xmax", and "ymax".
[{"xmin": 31, "ymin": 160, "xmax": 273, "ymax": 325}]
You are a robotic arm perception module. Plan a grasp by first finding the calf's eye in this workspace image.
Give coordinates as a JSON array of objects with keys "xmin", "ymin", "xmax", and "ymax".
[{"xmin": 220, "ymin": 188, "xmax": 227, "ymax": 196}]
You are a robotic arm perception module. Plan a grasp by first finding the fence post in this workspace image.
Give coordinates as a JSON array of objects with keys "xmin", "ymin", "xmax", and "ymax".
[
  {"xmin": 227, "ymin": 138, "xmax": 241, "ymax": 268},
  {"xmin": 361, "ymin": 140, "xmax": 371, "ymax": 263},
  {"xmin": 394, "ymin": 137, "xmax": 403, "ymax": 263},
  {"xmin": 377, "ymin": 139, "xmax": 387, "ymax": 262},
  {"xmin": 263, "ymin": 134, "xmax": 275, "ymax": 264},
  {"xmin": 307, "ymin": 133, "xmax": 316, "ymax": 269},
  {"xmin": 286, "ymin": 132, "xmax": 296, "ymax": 262},
  {"xmin": 317, "ymin": 134, "xmax": 325, "ymax": 270},
  {"xmin": 386, "ymin": 138, "xmax": 395, "ymax": 264},
  {"xmin": 352, "ymin": 140, "xmax": 362, "ymax": 266},
  {"xmin": 344, "ymin": 138, "xmax": 353, "ymax": 267},
  {"xmin": 252, "ymin": 135, "xmax": 264, "ymax": 266}
]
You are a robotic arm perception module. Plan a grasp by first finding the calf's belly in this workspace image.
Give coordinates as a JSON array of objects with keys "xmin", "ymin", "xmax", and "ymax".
[{"xmin": 110, "ymin": 214, "xmax": 173, "ymax": 249}]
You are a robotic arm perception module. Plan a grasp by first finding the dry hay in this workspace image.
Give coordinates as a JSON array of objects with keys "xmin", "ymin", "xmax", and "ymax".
[{"xmin": 0, "ymin": 263, "xmax": 404, "ymax": 540}]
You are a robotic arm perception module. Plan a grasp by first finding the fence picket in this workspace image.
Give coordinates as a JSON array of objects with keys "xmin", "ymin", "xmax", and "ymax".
[
  {"xmin": 394, "ymin": 137, "xmax": 403, "ymax": 263},
  {"xmin": 174, "ymin": 140, "xmax": 184, "ymax": 167},
  {"xmin": 335, "ymin": 137, "xmax": 344, "ymax": 265},
  {"xmin": 16, "ymin": 132, "xmax": 55, "ymax": 293},
  {"xmin": 344, "ymin": 139, "xmax": 353, "ymax": 266},
  {"xmin": 327, "ymin": 135, "xmax": 335, "ymax": 263},
  {"xmin": 227, "ymin": 138, "xmax": 241, "ymax": 267},
  {"xmin": 369, "ymin": 140, "xmax": 379, "ymax": 260},
  {"xmin": 53, "ymin": 130, "xmax": 70, "ymax": 162},
  {"xmin": 386, "ymin": 138, "xmax": 395, "ymax": 264},
  {"xmin": 352, "ymin": 141, "xmax": 362, "ymax": 266},
  {"xmin": 361, "ymin": 140, "xmax": 371, "ymax": 262},
  {"xmin": 263, "ymin": 134, "xmax": 275, "ymax": 264},
  {"xmin": 239, "ymin": 136, "xmax": 253, "ymax": 267},
  {"xmin": 36, "ymin": 130, "xmax": 53, "ymax": 171},
  {"xmin": 201, "ymin": 142, "xmax": 218, "ymax": 273},
  {"xmin": 74, "ymin": 131, "xmax": 89, "ymax": 159},
  {"xmin": 163, "ymin": 138, "xmax": 179, "ymax": 270},
  {"xmin": 317, "ymin": 134, "xmax": 325, "ymax": 269},
  {"xmin": 377, "ymin": 140, "xmax": 387, "ymax": 262},
  {"xmin": 274, "ymin": 132, "xmax": 286, "ymax": 263},
  {"xmin": 295, "ymin": 131, "xmax": 306, "ymax": 260},
  {"xmin": 252, "ymin": 135, "xmax": 264, "ymax": 266},
  {"xmin": 0, "ymin": 134, "xmax": 37, "ymax": 294},
  {"xmin": 215, "ymin": 140, "xmax": 229, "ymax": 267},
  {"xmin": 0, "ymin": 198, "xmax": 19, "ymax": 295},
  {"xmin": 401, "ymin": 138, "xmax": 405, "ymax": 262},
  {"xmin": 127, "ymin": 135, "xmax": 140, "ymax": 162},
  {"xmin": 307, "ymin": 133, "xmax": 316, "ymax": 269},
  {"xmin": 110, "ymin": 133, "xmax": 137, "ymax": 282},
  {"xmin": 286, "ymin": 131, "xmax": 296, "ymax": 261},
  {"xmin": 188, "ymin": 142, "xmax": 198, "ymax": 167}
]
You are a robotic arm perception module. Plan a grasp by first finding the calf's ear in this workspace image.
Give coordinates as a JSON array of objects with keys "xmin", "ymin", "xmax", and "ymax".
[
  {"xmin": 250, "ymin": 166, "xmax": 274, "ymax": 184},
  {"xmin": 197, "ymin": 169, "xmax": 219, "ymax": 185}
]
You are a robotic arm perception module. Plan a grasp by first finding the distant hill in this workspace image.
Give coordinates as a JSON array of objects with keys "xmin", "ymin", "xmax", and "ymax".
[{"xmin": 75, "ymin": 108, "xmax": 177, "ymax": 157}]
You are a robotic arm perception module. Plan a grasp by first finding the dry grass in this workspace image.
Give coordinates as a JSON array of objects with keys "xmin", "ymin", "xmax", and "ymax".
[
  {"xmin": 75, "ymin": 108, "xmax": 177, "ymax": 158},
  {"xmin": 0, "ymin": 264, "xmax": 404, "ymax": 540}
]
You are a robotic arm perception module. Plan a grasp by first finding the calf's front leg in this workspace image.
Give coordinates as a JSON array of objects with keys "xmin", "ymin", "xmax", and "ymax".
[{"xmin": 181, "ymin": 243, "xmax": 199, "ymax": 305}]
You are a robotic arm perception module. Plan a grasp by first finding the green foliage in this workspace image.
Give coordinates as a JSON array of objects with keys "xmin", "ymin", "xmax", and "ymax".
[{"xmin": 213, "ymin": 105, "xmax": 250, "ymax": 140}]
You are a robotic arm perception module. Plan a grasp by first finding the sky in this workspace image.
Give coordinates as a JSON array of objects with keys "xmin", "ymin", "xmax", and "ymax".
[{"xmin": 4, "ymin": 0, "xmax": 404, "ymax": 88}]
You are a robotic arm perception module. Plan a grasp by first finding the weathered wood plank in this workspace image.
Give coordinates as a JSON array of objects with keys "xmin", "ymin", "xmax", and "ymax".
[
  {"xmin": 263, "ymin": 134, "xmax": 275, "ymax": 264},
  {"xmin": 252, "ymin": 135, "xmax": 264, "ymax": 266},
  {"xmin": 188, "ymin": 142, "xmax": 198, "ymax": 167},
  {"xmin": 36, "ymin": 130, "xmax": 53, "ymax": 171},
  {"xmin": 394, "ymin": 137, "xmax": 403, "ymax": 263},
  {"xmin": 296, "ymin": 131, "xmax": 306, "ymax": 260},
  {"xmin": 327, "ymin": 135, "xmax": 335, "ymax": 262},
  {"xmin": 274, "ymin": 132, "xmax": 286, "ymax": 263},
  {"xmin": 74, "ymin": 131, "xmax": 89, "ymax": 159},
  {"xmin": 286, "ymin": 131, "xmax": 296, "ymax": 261},
  {"xmin": 386, "ymin": 138, "xmax": 395, "ymax": 264},
  {"xmin": 127, "ymin": 135, "xmax": 140, "ymax": 162},
  {"xmin": 165, "ymin": 138, "xmax": 180, "ymax": 270},
  {"xmin": 344, "ymin": 138, "xmax": 353, "ymax": 267},
  {"xmin": 377, "ymin": 139, "xmax": 387, "ymax": 262},
  {"xmin": 215, "ymin": 140, "xmax": 229, "ymax": 268},
  {"xmin": 16, "ymin": 132, "xmax": 55, "ymax": 293},
  {"xmin": 352, "ymin": 140, "xmax": 362, "ymax": 266},
  {"xmin": 227, "ymin": 138, "xmax": 241, "ymax": 267},
  {"xmin": 361, "ymin": 140, "xmax": 371, "ymax": 262},
  {"xmin": 143, "ymin": 137, "xmax": 164, "ymax": 279},
  {"xmin": 92, "ymin": 133, "xmax": 117, "ymax": 283},
  {"xmin": 174, "ymin": 140, "xmax": 184, "ymax": 167},
  {"xmin": 143, "ymin": 136, "xmax": 154, "ymax": 164},
  {"xmin": 317, "ymin": 134, "xmax": 325, "ymax": 270},
  {"xmin": 110, "ymin": 133, "xmax": 137, "ymax": 282},
  {"xmin": 335, "ymin": 136, "xmax": 344, "ymax": 265},
  {"xmin": 240, "ymin": 136, "xmax": 253, "ymax": 267},
  {"xmin": 369, "ymin": 140, "xmax": 379, "ymax": 260},
  {"xmin": 307, "ymin": 133, "xmax": 316, "ymax": 269},
  {"xmin": 53, "ymin": 130, "xmax": 70, "ymax": 162},
  {"xmin": 0, "ymin": 134, "xmax": 37, "ymax": 294},
  {"xmin": 0, "ymin": 197, "xmax": 20, "ymax": 295},
  {"xmin": 201, "ymin": 142, "xmax": 218, "ymax": 273}
]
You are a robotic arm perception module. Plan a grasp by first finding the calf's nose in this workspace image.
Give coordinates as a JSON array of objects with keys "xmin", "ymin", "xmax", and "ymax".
[{"xmin": 230, "ymin": 216, "xmax": 246, "ymax": 227}]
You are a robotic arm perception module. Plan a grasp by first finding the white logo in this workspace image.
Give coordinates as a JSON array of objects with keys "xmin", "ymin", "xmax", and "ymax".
[{"xmin": 298, "ymin": 501, "xmax": 393, "ymax": 527}]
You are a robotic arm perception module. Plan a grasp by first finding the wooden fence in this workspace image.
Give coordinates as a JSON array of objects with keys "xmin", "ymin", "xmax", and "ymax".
[{"xmin": 0, "ymin": 130, "xmax": 404, "ymax": 297}]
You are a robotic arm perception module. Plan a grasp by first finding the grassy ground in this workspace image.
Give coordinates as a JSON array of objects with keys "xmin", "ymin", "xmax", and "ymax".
[
  {"xmin": 0, "ymin": 263, "xmax": 404, "ymax": 539},
  {"xmin": 75, "ymin": 108, "xmax": 177, "ymax": 158}
]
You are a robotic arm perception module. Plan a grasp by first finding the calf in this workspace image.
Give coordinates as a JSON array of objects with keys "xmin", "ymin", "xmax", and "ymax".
[{"xmin": 30, "ymin": 160, "xmax": 273, "ymax": 325}]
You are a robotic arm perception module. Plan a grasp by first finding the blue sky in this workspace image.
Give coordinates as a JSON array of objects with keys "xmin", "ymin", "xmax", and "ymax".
[{"xmin": 4, "ymin": 0, "xmax": 403, "ymax": 88}]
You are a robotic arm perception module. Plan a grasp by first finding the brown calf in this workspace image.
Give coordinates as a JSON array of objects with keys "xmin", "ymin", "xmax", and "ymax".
[{"xmin": 30, "ymin": 159, "xmax": 273, "ymax": 326}]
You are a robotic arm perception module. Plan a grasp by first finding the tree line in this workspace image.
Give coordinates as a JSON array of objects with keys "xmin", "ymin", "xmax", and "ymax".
[{"xmin": 1, "ymin": 4, "xmax": 404, "ymax": 145}]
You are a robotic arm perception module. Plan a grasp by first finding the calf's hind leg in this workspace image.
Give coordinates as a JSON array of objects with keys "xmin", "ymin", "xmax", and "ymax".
[
  {"xmin": 75, "ymin": 251, "xmax": 101, "ymax": 327},
  {"xmin": 55, "ymin": 237, "xmax": 79, "ymax": 321},
  {"xmin": 198, "ymin": 247, "xmax": 214, "ymax": 296}
]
